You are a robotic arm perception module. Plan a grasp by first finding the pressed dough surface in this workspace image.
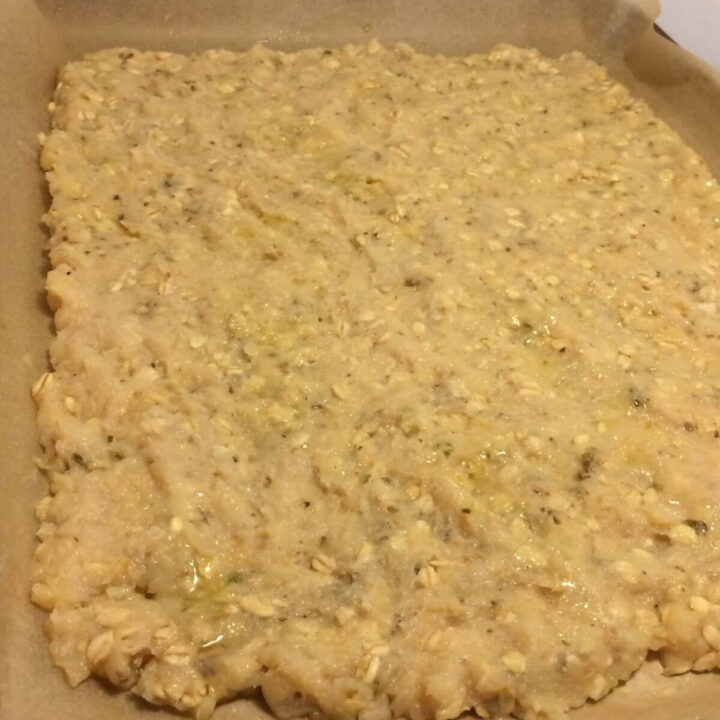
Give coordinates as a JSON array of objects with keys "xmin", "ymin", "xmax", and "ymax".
[{"xmin": 34, "ymin": 42, "xmax": 720, "ymax": 720}]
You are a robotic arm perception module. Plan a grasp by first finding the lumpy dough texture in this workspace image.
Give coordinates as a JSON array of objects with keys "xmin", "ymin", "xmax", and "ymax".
[{"xmin": 34, "ymin": 42, "xmax": 720, "ymax": 720}]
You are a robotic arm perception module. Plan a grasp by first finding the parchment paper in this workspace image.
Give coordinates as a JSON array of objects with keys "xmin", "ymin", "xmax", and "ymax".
[{"xmin": 1, "ymin": 1, "xmax": 718, "ymax": 718}]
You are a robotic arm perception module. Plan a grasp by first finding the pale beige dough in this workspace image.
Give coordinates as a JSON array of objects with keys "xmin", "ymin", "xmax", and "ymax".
[{"xmin": 34, "ymin": 41, "xmax": 720, "ymax": 720}]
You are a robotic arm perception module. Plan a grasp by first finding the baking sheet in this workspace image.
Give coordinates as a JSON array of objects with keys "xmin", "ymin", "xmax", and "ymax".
[{"xmin": 1, "ymin": 1, "xmax": 719, "ymax": 718}]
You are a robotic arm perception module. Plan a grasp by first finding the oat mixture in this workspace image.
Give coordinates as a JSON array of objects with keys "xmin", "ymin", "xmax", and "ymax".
[{"xmin": 33, "ymin": 42, "xmax": 720, "ymax": 720}]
